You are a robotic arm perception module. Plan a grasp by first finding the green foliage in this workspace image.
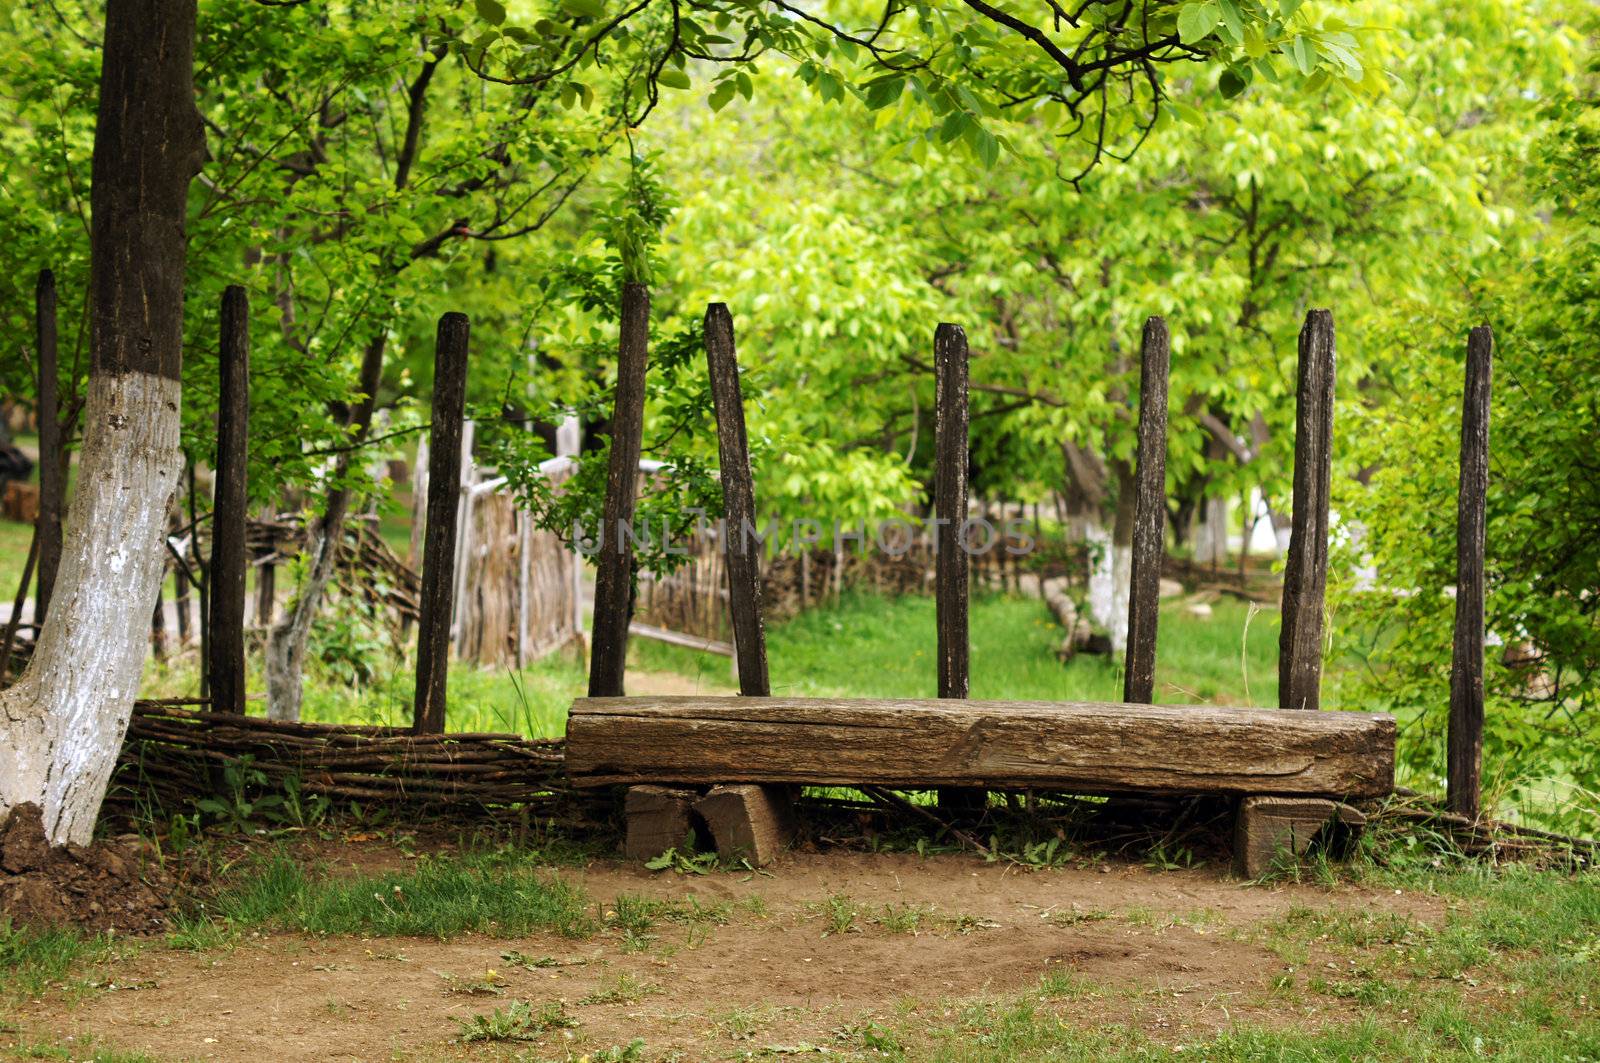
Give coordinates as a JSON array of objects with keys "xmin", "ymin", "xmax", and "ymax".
[{"xmin": 1332, "ymin": 54, "xmax": 1600, "ymax": 834}]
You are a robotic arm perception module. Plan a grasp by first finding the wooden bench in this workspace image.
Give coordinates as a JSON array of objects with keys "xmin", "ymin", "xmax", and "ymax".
[{"xmin": 565, "ymin": 695, "xmax": 1396, "ymax": 876}]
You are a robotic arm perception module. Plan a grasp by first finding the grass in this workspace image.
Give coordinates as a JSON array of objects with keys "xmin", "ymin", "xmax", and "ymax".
[
  {"xmin": 138, "ymin": 649, "xmax": 584, "ymax": 739},
  {"xmin": 168, "ymin": 845, "xmax": 596, "ymax": 945},
  {"xmin": 636, "ymin": 589, "xmax": 1283, "ymax": 707}
]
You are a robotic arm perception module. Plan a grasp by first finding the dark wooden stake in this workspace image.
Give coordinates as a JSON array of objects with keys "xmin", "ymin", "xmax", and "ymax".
[
  {"xmin": 934, "ymin": 323, "xmax": 970, "ymax": 699},
  {"xmin": 34, "ymin": 268, "xmax": 63, "ymax": 624},
  {"xmin": 587, "ymin": 282, "xmax": 650, "ymax": 698},
  {"xmin": 1123, "ymin": 316, "xmax": 1170, "ymax": 705},
  {"xmin": 208, "ymin": 285, "xmax": 250, "ymax": 715},
  {"xmin": 0, "ymin": 526, "xmax": 39, "ymax": 680},
  {"xmin": 1448, "ymin": 325, "xmax": 1493, "ymax": 819},
  {"xmin": 412, "ymin": 312, "xmax": 470, "ymax": 735},
  {"xmin": 704, "ymin": 303, "xmax": 770, "ymax": 696},
  {"xmin": 933, "ymin": 323, "xmax": 981, "ymax": 814},
  {"xmin": 1278, "ymin": 310, "xmax": 1336, "ymax": 711}
]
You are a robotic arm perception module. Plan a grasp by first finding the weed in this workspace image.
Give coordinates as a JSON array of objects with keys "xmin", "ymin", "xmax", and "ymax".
[
  {"xmin": 437, "ymin": 968, "xmax": 506, "ymax": 995},
  {"xmin": 873, "ymin": 902, "xmax": 934, "ymax": 934},
  {"xmin": 578, "ymin": 972, "xmax": 661, "ymax": 1006},
  {"xmin": 1143, "ymin": 841, "xmax": 1202, "ymax": 871},
  {"xmin": 817, "ymin": 894, "xmax": 861, "ymax": 936},
  {"xmin": 455, "ymin": 1000, "xmax": 575, "ymax": 1043}
]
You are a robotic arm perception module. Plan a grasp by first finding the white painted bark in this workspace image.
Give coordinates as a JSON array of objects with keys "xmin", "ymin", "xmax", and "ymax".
[
  {"xmin": 0, "ymin": 373, "xmax": 182, "ymax": 845},
  {"xmin": 1194, "ymin": 495, "xmax": 1230, "ymax": 566},
  {"xmin": 264, "ymin": 518, "xmax": 341, "ymax": 722},
  {"xmin": 1085, "ymin": 520, "xmax": 1116, "ymax": 634}
]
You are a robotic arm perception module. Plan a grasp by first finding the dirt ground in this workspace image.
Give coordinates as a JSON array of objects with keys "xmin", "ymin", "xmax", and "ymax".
[{"xmin": 9, "ymin": 848, "xmax": 1442, "ymax": 1062}]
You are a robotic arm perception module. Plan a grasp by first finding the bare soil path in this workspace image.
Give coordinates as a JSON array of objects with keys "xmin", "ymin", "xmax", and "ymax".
[{"xmin": 11, "ymin": 851, "xmax": 1441, "ymax": 1062}]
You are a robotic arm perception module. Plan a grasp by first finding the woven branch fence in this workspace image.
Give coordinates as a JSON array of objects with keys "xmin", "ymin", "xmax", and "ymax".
[{"xmin": 107, "ymin": 699, "xmax": 611, "ymax": 829}]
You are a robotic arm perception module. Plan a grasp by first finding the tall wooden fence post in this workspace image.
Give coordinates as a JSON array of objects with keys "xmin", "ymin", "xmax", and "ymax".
[
  {"xmin": 934, "ymin": 323, "xmax": 981, "ymax": 814},
  {"xmin": 588, "ymin": 282, "xmax": 650, "ymax": 698},
  {"xmin": 1278, "ymin": 309, "xmax": 1336, "ymax": 711},
  {"xmin": 412, "ymin": 312, "xmax": 470, "ymax": 735},
  {"xmin": 934, "ymin": 323, "xmax": 970, "ymax": 700},
  {"xmin": 208, "ymin": 285, "xmax": 250, "ymax": 715},
  {"xmin": 1123, "ymin": 316, "xmax": 1170, "ymax": 705},
  {"xmin": 1448, "ymin": 325, "xmax": 1493, "ymax": 819},
  {"xmin": 704, "ymin": 303, "xmax": 770, "ymax": 697},
  {"xmin": 34, "ymin": 268, "xmax": 64, "ymax": 624}
]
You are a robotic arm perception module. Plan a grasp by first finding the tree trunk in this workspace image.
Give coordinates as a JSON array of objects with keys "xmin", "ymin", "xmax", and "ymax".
[
  {"xmin": 1106, "ymin": 461, "xmax": 1137, "ymax": 654},
  {"xmin": 34, "ymin": 269, "xmax": 65, "ymax": 625},
  {"xmin": 265, "ymin": 333, "xmax": 386, "ymax": 721},
  {"xmin": 0, "ymin": 0, "xmax": 206, "ymax": 844}
]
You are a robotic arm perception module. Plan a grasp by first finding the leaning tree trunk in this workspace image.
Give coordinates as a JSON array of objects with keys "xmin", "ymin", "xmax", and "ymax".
[
  {"xmin": 265, "ymin": 334, "xmax": 385, "ymax": 721},
  {"xmin": 0, "ymin": 0, "xmax": 205, "ymax": 845}
]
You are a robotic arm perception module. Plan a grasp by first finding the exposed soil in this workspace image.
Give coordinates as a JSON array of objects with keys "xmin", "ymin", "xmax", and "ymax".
[
  {"xmin": 0, "ymin": 803, "xmax": 173, "ymax": 935},
  {"xmin": 8, "ymin": 846, "xmax": 1443, "ymax": 1062}
]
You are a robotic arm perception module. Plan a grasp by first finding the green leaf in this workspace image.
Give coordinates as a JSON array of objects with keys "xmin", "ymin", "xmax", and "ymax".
[
  {"xmin": 1218, "ymin": 68, "xmax": 1248, "ymax": 98},
  {"xmin": 708, "ymin": 80, "xmax": 736, "ymax": 111},
  {"xmin": 1217, "ymin": 0, "xmax": 1244, "ymax": 45},
  {"xmin": 656, "ymin": 67, "xmax": 691, "ymax": 90},
  {"xmin": 1177, "ymin": 2, "xmax": 1220, "ymax": 45},
  {"xmin": 474, "ymin": 0, "xmax": 506, "ymax": 25},
  {"xmin": 864, "ymin": 76, "xmax": 905, "ymax": 110},
  {"xmin": 1290, "ymin": 35, "xmax": 1316, "ymax": 76},
  {"xmin": 560, "ymin": 0, "xmax": 606, "ymax": 17}
]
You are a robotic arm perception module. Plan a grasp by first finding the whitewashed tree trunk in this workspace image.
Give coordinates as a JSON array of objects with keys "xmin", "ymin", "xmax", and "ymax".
[
  {"xmin": 0, "ymin": 0, "xmax": 204, "ymax": 845},
  {"xmin": 1194, "ymin": 495, "xmax": 1230, "ymax": 566},
  {"xmin": 0, "ymin": 374, "xmax": 182, "ymax": 843}
]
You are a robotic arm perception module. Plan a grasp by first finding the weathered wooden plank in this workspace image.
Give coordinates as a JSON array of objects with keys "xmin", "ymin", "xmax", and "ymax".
[
  {"xmin": 1279, "ymin": 309, "xmax": 1336, "ymax": 711},
  {"xmin": 1448, "ymin": 325, "xmax": 1493, "ymax": 819},
  {"xmin": 412, "ymin": 312, "xmax": 470, "ymax": 735},
  {"xmin": 588, "ymin": 282, "xmax": 650, "ymax": 697},
  {"xmin": 704, "ymin": 303, "xmax": 769, "ymax": 696},
  {"xmin": 566, "ymin": 696, "xmax": 1396, "ymax": 798},
  {"xmin": 1124, "ymin": 316, "xmax": 1170, "ymax": 705},
  {"xmin": 208, "ymin": 285, "xmax": 250, "ymax": 716}
]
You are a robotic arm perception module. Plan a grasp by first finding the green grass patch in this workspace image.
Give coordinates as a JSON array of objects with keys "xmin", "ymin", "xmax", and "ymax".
[
  {"xmin": 0, "ymin": 923, "xmax": 126, "ymax": 1001},
  {"xmin": 172, "ymin": 846, "xmax": 596, "ymax": 942},
  {"xmin": 636, "ymin": 589, "xmax": 1282, "ymax": 706}
]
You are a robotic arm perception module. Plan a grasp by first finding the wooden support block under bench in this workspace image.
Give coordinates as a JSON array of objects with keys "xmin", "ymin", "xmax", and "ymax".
[{"xmin": 1234, "ymin": 796, "xmax": 1368, "ymax": 879}]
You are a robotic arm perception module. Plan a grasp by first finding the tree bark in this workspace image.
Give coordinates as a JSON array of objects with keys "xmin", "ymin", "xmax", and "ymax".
[
  {"xmin": 265, "ymin": 333, "xmax": 385, "ymax": 721},
  {"xmin": 0, "ymin": 0, "xmax": 206, "ymax": 843},
  {"xmin": 34, "ymin": 269, "xmax": 64, "ymax": 625}
]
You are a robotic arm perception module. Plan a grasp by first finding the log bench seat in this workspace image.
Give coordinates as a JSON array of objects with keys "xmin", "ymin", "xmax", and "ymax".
[{"xmin": 565, "ymin": 696, "xmax": 1397, "ymax": 877}]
